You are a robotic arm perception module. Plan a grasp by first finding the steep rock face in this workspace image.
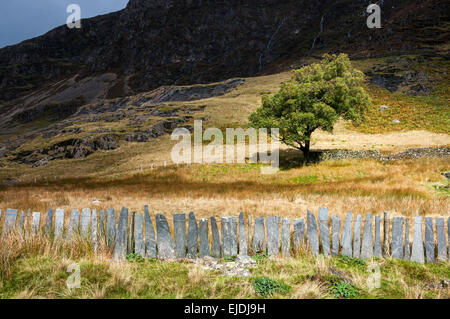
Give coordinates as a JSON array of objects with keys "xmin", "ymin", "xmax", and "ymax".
[{"xmin": 0, "ymin": 0, "xmax": 448, "ymax": 103}]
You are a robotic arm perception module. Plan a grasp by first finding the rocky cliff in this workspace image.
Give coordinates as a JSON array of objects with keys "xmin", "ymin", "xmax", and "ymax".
[{"xmin": 1, "ymin": 0, "xmax": 448, "ymax": 104}]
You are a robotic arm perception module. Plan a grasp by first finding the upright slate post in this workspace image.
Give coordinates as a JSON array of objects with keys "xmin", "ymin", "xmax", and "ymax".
[
  {"xmin": 425, "ymin": 217, "xmax": 435, "ymax": 263},
  {"xmin": 307, "ymin": 210, "xmax": 319, "ymax": 256},
  {"xmin": 112, "ymin": 207, "xmax": 129, "ymax": 261},
  {"xmin": 99, "ymin": 209, "xmax": 106, "ymax": 239},
  {"xmin": 67, "ymin": 209, "xmax": 80, "ymax": 239},
  {"xmin": 199, "ymin": 218, "xmax": 210, "ymax": 257},
  {"xmin": 318, "ymin": 207, "xmax": 330, "ymax": 256},
  {"xmin": 360, "ymin": 213, "xmax": 373, "ymax": 259},
  {"xmin": 44, "ymin": 208, "xmax": 53, "ymax": 235},
  {"xmin": 54, "ymin": 209, "xmax": 65, "ymax": 240},
  {"xmin": 210, "ymin": 217, "xmax": 221, "ymax": 258},
  {"xmin": 383, "ymin": 211, "xmax": 390, "ymax": 257},
  {"xmin": 173, "ymin": 213, "xmax": 187, "ymax": 258},
  {"xmin": 411, "ymin": 216, "xmax": 425, "ymax": 263},
  {"xmin": 448, "ymin": 217, "xmax": 450, "ymax": 261},
  {"xmin": 134, "ymin": 214, "xmax": 145, "ymax": 257},
  {"xmin": 155, "ymin": 214, "xmax": 176, "ymax": 259},
  {"xmin": 293, "ymin": 218, "xmax": 305, "ymax": 255},
  {"xmin": 374, "ymin": 215, "xmax": 382, "ymax": 257},
  {"xmin": 221, "ymin": 217, "xmax": 231, "ymax": 257},
  {"xmin": 253, "ymin": 217, "xmax": 266, "ymax": 253},
  {"xmin": 80, "ymin": 208, "xmax": 91, "ymax": 238},
  {"xmin": 106, "ymin": 208, "xmax": 116, "ymax": 248},
  {"xmin": 331, "ymin": 215, "xmax": 340, "ymax": 257},
  {"xmin": 391, "ymin": 217, "xmax": 404, "ymax": 259},
  {"xmin": 403, "ymin": 218, "xmax": 410, "ymax": 261},
  {"xmin": 266, "ymin": 216, "xmax": 280, "ymax": 257},
  {"xmin": 341, "ymin": 211, "xmax": 353, "ymax": 257},
  {"xmin": 18, "ymin": 211, "xmax": 26, "ymax": 230},
  {"xmin": 281, "ymin": 218, "xmax": 291, "ymax": 257},
  {"xmin": 230, "ymin": 217, "xmax": 238, "ymax": 257},
  {"xmin": 31, "ymin": 212, "xmax": 41, "ymax": 234},
  {"xmin": 128, "ymin": 212, "xmax": 135, "ymax": 254},
  {"xmin": 144, "ymin": 205, "xmax": 157, "ymax": 258},
  {"xmin": 91, "ymin": 209, "xmax": 98, "ymax": 252},
  {"xmin": 352, "ymin": 215, "xmax": 362, "ymax": 258},
  {"xmin": 2, "ymin": 209, "xmax": 18, "ymax": 236},
  {"xmin": 435, "ymin": 218, "xmax": 447, "ymax": 262},
  {"xmin": 238, "ymin": 212, "xmax": 248, "ymax": 256},
  {"xmin": 247, "ymin": 214, "xmax": 253, "ymax": 252},
  {"xmin": 187, "ymin": 212, "xmax": 198, "ymax": 259}
]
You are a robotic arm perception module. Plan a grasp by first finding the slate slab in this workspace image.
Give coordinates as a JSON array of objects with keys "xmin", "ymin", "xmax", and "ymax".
[
  {"xmin": 230, "ymin": 217, "xmax": 238, "ymax": 257},
  {"xmin": 238, "ymin": 212, "xmax": 248, "ymax": 256},
  {"xmin": 67, "ymin": 209, "xmax": 80, "ymax": 239},
  {"xmin": 403, "ymin": 218, "xmax": 410, "ymax": 261},
  {"xmin": 106, "ymin": 208, "xmax": 116, "ymax": 248},
  {"xmin": 331, "ymin": 215, "xmax": 340, "ymax": 257},
  {"xmin": 80, "ymin": 208, "xmax": 91, "ymax": 238},
  {"xmin": 374, "ymin": 215, "xmax": 382, "ymax": 257},
  {"xmin": 318, "ymin": 207, "xmax": 330, "ymax": 256},
  {"xmin": 91, "ymin": 209, "xmax": 98, "ymax": 252},
  {"xmin": 112, "ymin": 207, "xmax": 129, "ymax": 261},
  {"xmin": 44, "ymin": 208, "xmax": 53, "ymax": 235},
  {"xmin": 411, "ymin": 216, "xmax": 425, "ymax": 263},
  {"xmin": 253, "ymin": 217, "xmax": 266, "ymax": 253},
  {"xmin": 391, "ymin": 217, "xmax": 404, "ymax": 259},
  {"xmin": 144, "ymin": 205, "xmax": 157, "ymax": 258},
  {"xmin": 54, "ymin": 209, "xmax": 65, "ymax": 240},
  {"xmin": 266, "ymin": 216, "xmax": 280, "ymax": 257},
  {"xmin": 173, "ymin": 213, "xmax": 187, "ymax": 258},
  {"xmin": 247, "ymin": 214, "xmax": 253, "ymax": 252},
  {"xmin": 307, "ymin": 210, "xmax": 319, "ymax": 256},
  {"xmin": 424, "ymin": 217, "xmax": 435, "ymax": 263},
  {"xmin": 293, "ymin": 218, "xmax": 305, "ymax": 255},
  {"xmin": 360, "ymin": 213, "xmax": 373, "ymax": 259},
  {"xmin": 127, "ymin": 213, "xmax": 135, "ymax": 255},
  {"xmin": 18, "ymin": 211, "xmax": 25, "ymax": 230},
  {"xmin": 210, "ymin": 217, "xmax": 221, "ymax": 258},
  {"xmin": 187, "ymin": 212, "xmax": 199, "ymax": 258},
  {"xmin": 383, "ymin": 211, "xmax": 390, "ymax": 256},
  {"xmin": 281, "ymin": 218, "xmax": 290, "ymax": 257},
  {"xmin": 352, "ymin": 215, "xmax": 362, "ymax": 258},
  {"xmin": 134, "ymin": 214, "xmax": 145, "ymax": 257},
  {"xmin": 435, "ymin": 218, "xmax": 447, "ymax": 262},
  {"xmin": 199, "ymin": 218, "xmax": 210, "ymax": 257},
  {"xmin": 221, "ymin": 217, "xmax": 231, "ymax": 257},
  {"xmin": 156, "ymin": 213, "xmax": 176, "ymax": 259},
  {"xmin": 31, "ymin": 212, "xmax": 41, "ymax": 234},
  {"xmin": 341, "ymin": 211, "xmax": 353, "ymax": 257},
  {"xmin": 2, "ymin": 209, "xmax": 18, "ymax": 235},
  {"xmin": 99, "ymin": 209, "xmax": 106, "ymax": 239}
]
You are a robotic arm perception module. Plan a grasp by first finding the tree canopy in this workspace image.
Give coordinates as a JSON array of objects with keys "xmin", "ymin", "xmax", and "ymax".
[{"xmin": 249, "ymin": 53, "xmax": 370, "ymax": 162}]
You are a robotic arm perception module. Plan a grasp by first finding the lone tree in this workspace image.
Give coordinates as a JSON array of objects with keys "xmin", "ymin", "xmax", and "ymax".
[{"xmin": 249, "ymin": 54, "xmax": 369, "ymax": 163}]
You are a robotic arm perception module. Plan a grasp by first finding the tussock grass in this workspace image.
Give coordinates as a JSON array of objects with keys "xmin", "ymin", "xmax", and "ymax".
[{"xmin": 0, "ymin": 240, "xmax": 448, "ymax": 299}]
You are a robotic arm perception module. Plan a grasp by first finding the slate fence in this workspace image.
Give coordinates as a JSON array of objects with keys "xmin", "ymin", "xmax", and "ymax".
[{"xmin": 0, "ymin": 207, "xmax": 449, "ymax": 263}]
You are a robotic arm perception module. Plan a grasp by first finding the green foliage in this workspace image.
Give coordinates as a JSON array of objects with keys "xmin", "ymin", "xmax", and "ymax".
[
  {"xmin": 224, "ymin": 256, "xmax": 236, "ymax": 262},
  {"xmin": 253, "ymin": 277, "xmax": 291, "ymax": 298},
  {"xmin": 291, "ymin": 175, "xmax": 319, "ymax": 184},
  {"xmin": 126, "ymin": 253, "xmax": 144, "ymax": 263},
  {"xmin": 252, "ymin": 251, "xmax": 269, "ymax": 264},
  {"xmin": 338, "ymin": 255, "xmax": 367, "ymax": 267},
  {"xmin": 249, "ymin": 53, "xmax": 369, "ymax": 162},
  {"xmin": 328, "ymin": 281, "xmax": 359, "ymax": 298}
]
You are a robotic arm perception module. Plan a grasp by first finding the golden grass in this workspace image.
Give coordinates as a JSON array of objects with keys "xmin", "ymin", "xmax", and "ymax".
[{"xmin": 0, "ymin": 158, "xmax": 448, "ymax": 222}]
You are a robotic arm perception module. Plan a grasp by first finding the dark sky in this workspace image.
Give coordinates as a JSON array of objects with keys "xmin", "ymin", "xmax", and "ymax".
[{"xmin": 0, "ymin": 0, "xmax": 129, "ymax": 48}]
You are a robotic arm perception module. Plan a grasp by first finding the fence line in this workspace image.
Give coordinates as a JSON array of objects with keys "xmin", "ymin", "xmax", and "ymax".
[{"xmin": 0, "ymin": 207, "xmax": 448, "ymax": 263}]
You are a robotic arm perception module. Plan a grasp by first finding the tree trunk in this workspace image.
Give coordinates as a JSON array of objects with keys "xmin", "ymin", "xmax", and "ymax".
[{"xmin": 301, "ymin": 140, "xmax": 311, "ymax": 164}]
